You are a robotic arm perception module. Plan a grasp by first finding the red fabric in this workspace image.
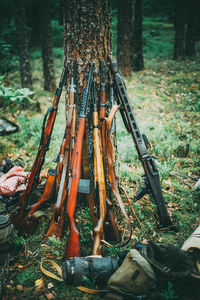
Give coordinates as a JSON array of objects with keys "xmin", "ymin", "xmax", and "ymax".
[{"xmin": 0, "ymin": 166, "xmax": 29, "ymax": 196}]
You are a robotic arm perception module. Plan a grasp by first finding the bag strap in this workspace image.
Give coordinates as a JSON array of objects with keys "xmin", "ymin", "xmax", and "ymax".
[
  {"xmin": 76, "ymin": 286, "xmax": 108, "ymax": 294},
  {"xmin": 40, "ymin": 259, "xmax": 63, "ymax": 282}
]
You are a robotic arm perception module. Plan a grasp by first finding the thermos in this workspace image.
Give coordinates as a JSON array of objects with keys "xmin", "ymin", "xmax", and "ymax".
[
  {"xmin": 0, "ymin": 215, "xmax": 14, "ymax": 247},
  {"xmin": 62, "ymin": 256, "xmax": 119, "ymax": 286}
]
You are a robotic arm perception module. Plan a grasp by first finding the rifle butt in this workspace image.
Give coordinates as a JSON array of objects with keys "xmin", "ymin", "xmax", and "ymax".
[
  {"xmin": 45, "ymin": 215, "xmax": 64, "ymax": 240},
  {"xmin": 65, "ymin": 231, "xmax": 80, "ymax": 258},
  {"xmin": 104, "ymin": 198, "xmax": 121, "ymax": 243},
  {"xmin": 17, "ymin": 215, "xmax": 39, "ymax": 236},
  {"xmin": 9, "ymin": 200, "xmax": 26, "ymax": 229},
  {"xmin": 92, "ymin": 232, "xmax": 102, "ymax": 255}
]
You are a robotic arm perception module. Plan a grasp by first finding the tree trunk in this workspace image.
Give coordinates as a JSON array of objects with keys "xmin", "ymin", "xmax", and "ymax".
[
  {"xmin": 26, "ymin": 0, "xmax": 41, "ymax": 46},
  {"xmin": 185, "ymin": 0, "xmax": 196, "ymax": 58},
  {"xmin": 63, "ymin": 0, "xmax": 112, "ymax": 180},
  {"xmin": 173, "ymin": 0, "xmax": 186, "ymax": 60},
  {"xmin": 39, "ymin": 0, "xmax": 56, "ymax": 92},
  {"xmin": 15, "ymin": 0, "xmax": 32, "ymax": 89},
  {"xmin": 132, "ymin": 0, "xmax": 144, "ymax": 71},
  {"xmin": 117, "ymin": 0, "xmax": 132, "ymax": 77},
  {"xmin": 64, "ymin": 0, "xmax": 111, "ymax": 105}
]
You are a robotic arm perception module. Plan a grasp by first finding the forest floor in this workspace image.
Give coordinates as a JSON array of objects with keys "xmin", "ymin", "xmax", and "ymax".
[{"xmin": 1, "ymin": 23, "xmax": 200, "ymax": 300}]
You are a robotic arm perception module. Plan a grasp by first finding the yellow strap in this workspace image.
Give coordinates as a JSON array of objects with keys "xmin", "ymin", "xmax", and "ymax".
[
  {"xmin": 76, "ymin": 286, "xmax": 108, "ymax": 294},
  {"xmin": 31, "ymin": 210, "xmax": 46, "ymax": 219},
  {"xmin": 40, "ymin": 260, "xmax": 63, "ymax": 282},
  {"xmin": 40, "ymin": 260, "xmax": 109, "ymax": 295}
]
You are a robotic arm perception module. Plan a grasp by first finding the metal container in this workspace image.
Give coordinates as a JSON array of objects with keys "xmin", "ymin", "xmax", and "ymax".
[
  {"xmin": 62, "ymin": 256, "xmax": 119, "ymax": 286},
  {"xmin": 0, "ymin": 215, "xmax": 14, "ymax": 245}
]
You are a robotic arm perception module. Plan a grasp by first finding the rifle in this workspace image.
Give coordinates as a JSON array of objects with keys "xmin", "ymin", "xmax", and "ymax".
[
  {"xmin": 18, "ymin": 127, "xmax": 69, "ymax": 236},
  {"xmin": 44, "ymin": 107, "xmax": 73, "ymax": 240},
  {"xmin": 45, "ymin": 63, "xmax": 78, "ymax": 240},
  {"xmin": 98, "ymin": 62, "xmax": 121, "ymax": 243},
  {"xmin": 92, "ymin": 80, "xmax": 107, "ymax": 255},
  {"xmin": 108, "ymin": 56, "xmax": 175, "ymax": 230},
  {"xmin": 9, "ymin": 66, "xmax": 68, "ymax": 228},
  {"xmin": 104, "ymin": 104, "xmax": 133, "ymax": 244},
  {"xmin": 70, "ymin": 60, "xmax": 78, "ymax": 151},
  {"xmin": 99, "ymin": 61, "xmax": 107, "ymax": 167},
  {"xmin": 65, "ymin": 63, "xmax": 94, "ymax": 258}
]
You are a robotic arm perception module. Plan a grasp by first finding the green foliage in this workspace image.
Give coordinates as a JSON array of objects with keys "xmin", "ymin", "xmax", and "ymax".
[
  {"xmin": 142, "ymin": 0, "xmax": 175, "ymax": 20},
  {"xmin": 16, "ymin": 269, "xmax": 37, "ymax": 287},
  {"xmin": 51, "ymin": 20, "xmax": 64, "ymax": 48},
  {"xmin": 12, "ymin": 113, "xmax": 42, "ymax": 151},
  {"xmin": 112, "ymin": 9, "xmax": 117, "ymax": 57},
  {"xmin": 48, "ymin": 235, "xmax": 62, "ymax": 246},
  {"xmin": 160, "ymin": 282, "xmax": 178, "ymax": 300},
  {"xmin": 11, "ymin": 230, "xmax": 26, "ymax": 246},
  {"xmin": 0, "ymin": 78, "xmax": 34, "ymax": 112},
  {"xmin": 78, "ymin": 207, "xmax": 93, "ymax": 252},
  {"xmin": 0, "ymin": 22, "xmax": 18, "ymax": 72},
  {"xmin": 143, "ymin": 19, "xmax": 174, "ymax": 59},
  {"xmin": 53, "ymin": 47, "xmax": 64, "ymax": 59},
  {"xmin": 30, "ymin": 49, "xmax": 42, "ymax": 60},
  {"xmin": 0, "ymin": 40, "xmax": 18, "ymax": 72}
]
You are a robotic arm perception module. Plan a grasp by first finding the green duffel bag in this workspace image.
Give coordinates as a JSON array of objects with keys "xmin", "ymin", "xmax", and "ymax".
[{"xmin": 107, "ymin": 249, "xmax": 156, "ymax": 296}]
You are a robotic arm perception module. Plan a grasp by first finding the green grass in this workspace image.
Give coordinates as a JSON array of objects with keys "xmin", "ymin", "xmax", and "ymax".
[{"xmin": 1, "ymin": 16, "xmax": 200, "ymax": 300}]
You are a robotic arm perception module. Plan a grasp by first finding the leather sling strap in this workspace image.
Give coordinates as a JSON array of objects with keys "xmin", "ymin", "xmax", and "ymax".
[
  {"xmin": 40, "ymin": 259, "xmax": 63, "ymax": 282},
  {"xmin": 102, "ymin": 104, "xmax": 133, "ymax": 245}
]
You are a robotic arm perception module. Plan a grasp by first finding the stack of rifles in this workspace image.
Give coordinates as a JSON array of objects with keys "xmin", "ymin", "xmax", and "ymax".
[{"xmin": 9, "ymin": 56, "xmax": 175, "ymax": 259}]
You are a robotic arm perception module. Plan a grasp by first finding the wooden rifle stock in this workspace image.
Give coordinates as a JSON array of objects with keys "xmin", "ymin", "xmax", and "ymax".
[
  {"xmin": 104, "ymin": 197, "xmax": 121, "ymax": 242},
  {"xmin": 65, "ymin": 118, "xmax": 85, "ymax": 258},
  {"xmin": 19, "ymin": 169, "xmax": 56, "ymax": 235},
  {"xmin": 45, "ymin": 65, "xmax": 78, "ymax": 240},
  {"xmin": 104, "ymin": 104, "xmax": 133, "ymax": 244},
  {"xmin": 19, "ymin": 126, "xmax": 69, "ymax": 236},
  {"xmin": 92, "ymin": 81, "xmax": 106, "ymax": 255},
  {"xmin": 45, "ymin": 105, "xmax": 74, "ymax": 240},
  {"xmin": 99, "ymin": 63, "xmax": 121, "ymax": 243},
  {"xmin": 9, "ymin": 66, "xmax": 68, "ymax": 227},
  {"xmin": 65, "ymin": 63, "xmax": 94, "ymax": 258}
]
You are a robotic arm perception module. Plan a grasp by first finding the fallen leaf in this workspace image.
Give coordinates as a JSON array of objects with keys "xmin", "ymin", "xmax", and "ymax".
[
  {"xmin": 6, "ymin": 285, "xmax": 12, "ymax": 290},
  {"xmin": 35, "ymin": 278, "xmax": 45, "ymax": 292},
  {"xmin": 16, "ymin": 285, "xmax": 23, "ymax": 291},
  {"xmin": 47, "ymin": 282, "xmax": 54, "ymax": 289},
  {"xmin": 17, "ymin": 265, "xmax": 24, "ymax": 269},
  {"xmin": 45, "ymin": 292, "xmax": 55, "ymax": 299}
]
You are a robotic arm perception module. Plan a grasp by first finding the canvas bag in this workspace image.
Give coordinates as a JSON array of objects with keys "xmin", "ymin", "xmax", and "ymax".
[
  {"xmin": 107, "ymin": 249, "xmax": 156, "ymax": 296},
  {"xmin": 181, "ymin": 225, "xmax": 200, "ymax": 279}
]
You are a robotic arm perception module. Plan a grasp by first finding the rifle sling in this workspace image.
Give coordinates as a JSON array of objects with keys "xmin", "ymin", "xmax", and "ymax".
[{"xmin": 103, "ymin": 105, "xmax": 133, "ymax": 246}]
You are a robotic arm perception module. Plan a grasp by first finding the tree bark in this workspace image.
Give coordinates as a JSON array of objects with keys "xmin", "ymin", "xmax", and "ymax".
[
  {"xmin": 39, "ymin": 0, "xmax": 56, "ymax": 92},
  {"xmin": 185, "ymin": 0, "xmax": 196, "ymax": 58},
  {"xmin": 63, "ymin": 0, "xmax": 112, "ymax": 180},
  {"xmin": 15, "ymin": 0, "xmax": 32, "ymax": 89},
  {"xmin": 132, "ymin": 0, "xmax": 144, "ymax": 71},
  {"xmin": 64, "ymin": 0, "xmax": 111, "ymax": 106},
  {"xmin": 117, "ymin": 0, "xmax": 132, "ymax": 76},
  {"xmin": 173, "ymin": 0, "xmax": 187, "ymax": 60},
  {"xmin": 26, "ymin": 0, "xmax": 41, "ymax": 46}
]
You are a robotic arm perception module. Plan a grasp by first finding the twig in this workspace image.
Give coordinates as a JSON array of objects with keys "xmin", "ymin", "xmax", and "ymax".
[{"xmin": 120, "ymin": 185, "xmax": 142, "ymax": 229}]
